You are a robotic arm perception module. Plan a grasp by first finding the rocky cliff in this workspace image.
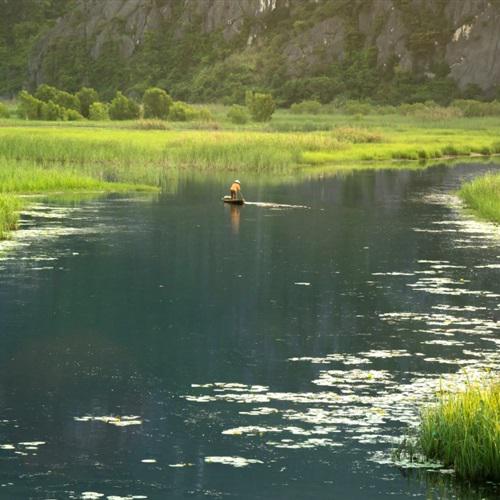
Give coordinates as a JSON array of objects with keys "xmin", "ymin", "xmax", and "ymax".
[{"xmin": 26, "ymin": 0, "xmax": 500, "ymax": 98}]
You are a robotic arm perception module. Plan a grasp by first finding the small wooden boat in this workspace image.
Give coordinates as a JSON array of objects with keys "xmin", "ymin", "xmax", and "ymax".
[{"xmin": 223, "ymin": 196, "xmax": 244, "ymax": 205}]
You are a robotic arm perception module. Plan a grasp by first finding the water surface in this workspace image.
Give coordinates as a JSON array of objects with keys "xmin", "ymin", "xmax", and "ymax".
[{"xmin": 0, "ymin": 163, "xmax": 499, "ymax": 499}]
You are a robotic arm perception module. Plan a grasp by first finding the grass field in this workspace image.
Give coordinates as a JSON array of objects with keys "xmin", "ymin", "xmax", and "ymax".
[
  {"xmin": 1, "ymin": 110, "xmax": 500, "ymax": 238},
  {"xmin": 419, "ymin": 377, "xmax": 499, "ymax": 482},
  {"xmin": 459, "ymin": 172, "xmax": 500, "ymax": 223}
]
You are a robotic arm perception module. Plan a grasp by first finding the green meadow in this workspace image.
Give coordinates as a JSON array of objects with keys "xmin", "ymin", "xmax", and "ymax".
[{"xmin": 1, "ymin": 110, "xmax": 500, "ymax": 238}]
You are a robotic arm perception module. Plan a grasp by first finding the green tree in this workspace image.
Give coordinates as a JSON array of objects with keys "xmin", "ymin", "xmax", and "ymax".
[
  {"xmin": 17, "ymin": 90, "xmax": 42, "ymax": 119},
  {"xmin": 108, "ymin": 92, "xmax": 140, "ymax": 120},
  {"xmin": 245, "ymin": 91, "xmax": 275, "ymax": 122},
  {"xmin": 89, "ymin": 102, "xmax": 109, "ymax": 120},
  {"xmin": 143, "ymin": 87, "xmax": 172, "ymax": 119},
  {"xmin": 77, "ymin": 87, "xmax": 99, "ymax": 117}
]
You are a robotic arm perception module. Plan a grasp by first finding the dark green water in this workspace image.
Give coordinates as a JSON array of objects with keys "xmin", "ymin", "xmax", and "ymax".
[{"xmin": 0, "ymin": 164, "xmax": 499, "ymax": 499}]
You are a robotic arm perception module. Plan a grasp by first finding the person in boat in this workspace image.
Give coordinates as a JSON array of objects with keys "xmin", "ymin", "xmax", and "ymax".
[{"xmin": 230, "ymin": 180, "xmax": 242, "ymax": 200}]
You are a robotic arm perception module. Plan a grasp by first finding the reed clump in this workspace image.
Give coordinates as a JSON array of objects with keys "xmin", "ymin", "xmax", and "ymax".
[
  {"xmin": 459, "ymin": 172, "xmax": 500, "ymax": 223},
  {"xmin": 0, "ymin": 194, "xmax": 23, "ymax": 239},
  {"xmin": 419, "ymin": 376, "xmax": 499, "ymax": 482}
]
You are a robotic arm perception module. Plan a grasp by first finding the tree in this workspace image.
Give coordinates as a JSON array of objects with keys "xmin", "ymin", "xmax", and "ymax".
[
  {"xmin": 245, "ymin": 91, "xmax": 275, "ymax": 122},
  {"xmin": 77, "ymin": 87, "xmax": 99, "ymax": 117},
  {"xmin": 17, "ymin": 90, "xmax": 43, "ymax": 119},
  {"xmin": 143, "ymin": 87, "xmax": 172, "ymax": 119},
  {"xmin": 108, "ymin": 91, "xmax": 140, "ymax": 120},
  {"xmin": 89, "ymin": 102, "xmax": 109, "ymax": 120}
]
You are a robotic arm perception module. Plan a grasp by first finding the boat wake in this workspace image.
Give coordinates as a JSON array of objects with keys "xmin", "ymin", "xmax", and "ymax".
[{"xmin": 244, "ymin": 201, "xmax": 310, "ymax": 209}]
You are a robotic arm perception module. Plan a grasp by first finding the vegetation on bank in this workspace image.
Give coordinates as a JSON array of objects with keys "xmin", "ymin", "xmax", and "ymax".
[
  {"xmin": 0, "ymin": 194, "xmax": 22, "ymax": 240},
  {"xmin": 419, "ymin": 377, "xmax": 499, "ymax": 482},
  {"xmin": 15, "ymin": 85, "xmax": 276, "ymax": 124},
  {"xmin": 459, "ymin": 173, "xmax": 500, "ymax": 223}
]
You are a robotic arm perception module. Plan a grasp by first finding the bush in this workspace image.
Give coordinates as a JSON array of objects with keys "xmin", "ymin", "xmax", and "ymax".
[
  {"xmin": 89, "ymin": 102, "xmax": 109, "ymax": 121},
  {"xmin": 77, "ymin": 87, "xmax": 99, "ymax": 118},
  {"xmin": 452, "ymin": 99, "xmax": 500, "ymax": 117},
  {"xmin": 40, "ymin": 101, "xmax": 66, "ymax": 121},
  {"xmin": 108, "ymin": 91, "xmax": 141, "ymax": 120},
  {"xmin": 17, "ymin": 90, "xmax": 43, "ymax": 120},
  {"xmin": 35, "ymin": 84, "xmax": 59, "ymax": 103},
  {"xmin": 245, "ymin": 91, "xmax": 275, "ymax": 122},
  {"xmin": 227, "ymin": 105, "xmax": 249, "ymax": 124},
  {"xmin": 143, "ymin": 87, "xmax": 172, "ymax": 119},
  {"xmin": 65, "ymin": 108, "xmax": 84, "ymax": 121},
  {"xmin": 196, "ymin": 107, "xmax": 214, "ymax": 122},
  {"xmin": 342, "ymin": 100, "xmax": 373, "ymax": 115},
  {"xmin": 0, "ymin": 103, "xmax": 9, "ymax": 118},
  {"xmin": 290, "ymin": 100, "xmax": 322, "ymax": 114},
  {"xmin": 35, "ymin": 84, "xmax": 80, "ymax": 111},
  {"xmin": 168, "ymin": 101, "xmax": 202, "ymax": 121}
]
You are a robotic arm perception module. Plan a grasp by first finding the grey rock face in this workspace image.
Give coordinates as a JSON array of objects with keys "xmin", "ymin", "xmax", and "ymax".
[{"xmin": 29, "ymin": 0, "xmax": 500, "ymax": 92}]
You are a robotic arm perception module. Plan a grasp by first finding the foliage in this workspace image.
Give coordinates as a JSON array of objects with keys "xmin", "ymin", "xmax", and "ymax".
[
  {"xmin": 227, "ymin": 105, "xmax": 249, "ymax": 124},
  {"xmin": 77, "ymin": 87, "xmax": 99, "ymax": 118},
  {"xmin": 108, "ymin": 91, "xmax": 140, "ymax": 120},
  {"xmin": 167, "ymin": 101, "xmax": 210, "ymax": 122},
  {"xmin": 35, "ymin": 84, "xmax": 80, "ymax": 111},
  {"xmin": 459, "ymin": 173, "xmax": 500, "ymax": 223},
  {"xmin": 452, "ymin": 99, "xmax": 500, "ymax": 117},
  {"xmin": 143, "ymin": 87, "xmax": 173, "ymax": 119},
  {"xmin": 245, "ymin": 91, "xmax": 275, "ymax": 122},
  {"xmin": 89, "ymin": 102, "xmax": 109, "ymax": 121},
  {"xmin": 40, "ymin": 100, "xmax": 65, "ymax": 121},
  {"xmin": 17, "ymin": 90, "xmax": 43, "ymax": 119},
  {"xmin": 0, "ymin": 103, "xmax": 10, "ymax": 118},
  {"xmin": 290, "ymin": 100, "xmax": 322, "ymax": 114}
]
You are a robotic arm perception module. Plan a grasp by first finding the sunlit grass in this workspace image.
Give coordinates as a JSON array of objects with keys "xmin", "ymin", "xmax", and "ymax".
[
  {"xmin": 419, "ymin": 376, "xmax": 500, "ymax": 482},
  {"xmin": 0, "ymin": 194, "xmax": 23, "ymax": 239},
  {"xmin": 459, "ymin": 172, "xmax": 500, "ymax": 223}
]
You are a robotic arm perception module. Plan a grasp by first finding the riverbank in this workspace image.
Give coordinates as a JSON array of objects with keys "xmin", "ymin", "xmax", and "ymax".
[
  {"xmin": 1, "ymin": 113, "xmax": 500, "ymax": 239},
  {"xmin": 419, "ymin": 377, "xmax": 499, "ymax": 482},
  {"xmin": 459, "ymin": 172, "xmax": 500, "ymax": 223}
]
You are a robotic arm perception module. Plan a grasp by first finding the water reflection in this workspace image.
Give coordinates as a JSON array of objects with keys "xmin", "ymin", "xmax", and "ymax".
[
  {"xmin": 0, "ymin": 163, "xmax": 498, "ymax": 499},
  {"xmin": 229, "ymin": 205, "xmax": 241, "ymax": 235}
]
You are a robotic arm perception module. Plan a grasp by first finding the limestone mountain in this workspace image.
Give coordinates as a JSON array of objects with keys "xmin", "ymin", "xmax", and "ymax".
[{"xmin": 2, "ymin": 0, "xmax": 500, "ymax": 103}]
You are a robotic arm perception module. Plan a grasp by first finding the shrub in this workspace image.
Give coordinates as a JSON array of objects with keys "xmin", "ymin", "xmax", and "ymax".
[
  {"xmin": 143, "ymin": 87, "xmax": 172, "ymax": 119},
  {"xmin": 77, "ymin": 87, "xmax": 99, "ymax": 118},
  {"xmin": 108, "ymin": 91, "xmax": 141, "ymax": 120},
  {"xmin": 0, "ymin": 103, "xmax": 9, "ymax": 118},
  {"xmin": 17, "ymin": 90, "xmax": 43, "ymax": 120},
  {"xmin": 196, "ymin": 107, "xmax": 214, "ymax": 122},
  {"xmin": 168, "ymin": 101, "xmax": 201, "ymax": 121},
  {"xmin": 452, "ymin": 99, "xmax": 500, "ymax": 117},
  {"xmin": 290, "ymin": 100, "xmax": 322, "ymax": 114},
  {"xmin": 35, "ymin": 84, "xmax": 80, "ymax": 111},
  {"xmin": 35, "ymin": 84, "xmax": 59, "ymax": 103},
  {"xmin": 89, "ymin": 102, "xmax": 109, "ymax": 121},
  {"xmin": 40, "ymin": 101, "xmax": 66, "ymax": 121},
  {"xmin": 65, "ymin": 108, "xmax": 84, "ymax": 121},
  {"xmin": 227, "ymin": 105, "xmax": 249, "ymax": 124},
  {"xmin": 342, "ymin": 100, "xmax": 373, "ymax": 115},
  {"xmin": 245, "ymin": 91, "xmax": 275, "ymax": 122}
]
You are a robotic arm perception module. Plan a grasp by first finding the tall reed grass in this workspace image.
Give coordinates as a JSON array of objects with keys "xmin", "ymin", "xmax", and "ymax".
[
  {"xmin": 459, "ymin": 172, "xmax": 500, "ymax": 223},
  {"xmin": 419, "ymin": 376, "xmax": 499, "ymax": 482},
  {"xmin": 0, "ymin": 194, "xmax": 23, "ymax": 239}
]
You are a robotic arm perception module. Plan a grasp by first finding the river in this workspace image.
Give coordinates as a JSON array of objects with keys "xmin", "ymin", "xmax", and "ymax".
[{"xmin": 0, "ymin": 163, "xmax": 499, "ymax": 499}]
